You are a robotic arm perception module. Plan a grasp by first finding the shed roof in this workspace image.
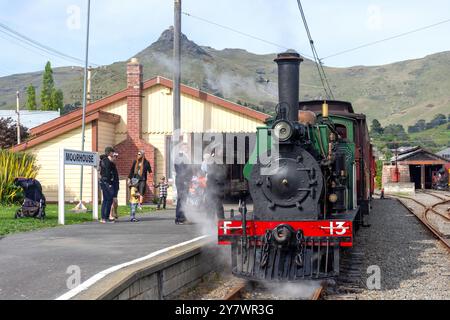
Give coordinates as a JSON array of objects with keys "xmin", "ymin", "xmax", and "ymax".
[
  {"xmin": 390, "ymin": 146, "xmax": 449, "ymax": 165},
  {"xmin": 437, "ymin": 147, "xmax": 450, "ymax": 157}
]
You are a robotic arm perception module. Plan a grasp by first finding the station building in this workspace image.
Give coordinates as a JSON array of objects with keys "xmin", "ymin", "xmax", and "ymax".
[
  {"xmin": 382, "ymin": 146, "xmax": 449, "ymax": 190},
  {"xmin": 13, "ymin": 58, "xmax": 269, "ymax": 204}
]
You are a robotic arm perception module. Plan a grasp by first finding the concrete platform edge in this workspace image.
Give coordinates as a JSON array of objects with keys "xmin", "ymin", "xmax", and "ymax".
[{"xmin": 68, "ymin": 237, "xmax": 214, "ymax": 300}]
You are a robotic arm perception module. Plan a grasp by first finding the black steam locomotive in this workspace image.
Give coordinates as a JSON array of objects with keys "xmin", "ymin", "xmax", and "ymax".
[{"xmin": 218, "ymin": 51, "xmax": 375, "ymax": 281}]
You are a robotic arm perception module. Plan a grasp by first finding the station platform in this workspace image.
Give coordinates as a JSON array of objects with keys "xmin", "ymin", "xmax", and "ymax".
[{"xmin": 0, "ymin": 210, "xmax": 203, "ymax": 300}]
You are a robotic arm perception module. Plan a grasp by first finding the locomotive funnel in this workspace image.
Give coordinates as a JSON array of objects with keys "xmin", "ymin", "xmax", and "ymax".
[{"xmin": 275, "ymin": 51, "xmax": 304, "ymax": 122}]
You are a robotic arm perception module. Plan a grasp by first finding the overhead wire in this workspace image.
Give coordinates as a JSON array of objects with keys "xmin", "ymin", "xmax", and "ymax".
[
  {"xmin": 322, "ymin": 17, "xmax": 450, "ymax": 60},
  {"xmin": 0, "ymin": 21, "xmax": 130, "ymax": 99},
  {"xmin": 296, "ymin": 0, "xmax": 334, "ymax": 100},
  {"xmin": 0, "ymin": 21, "xmax": 100, "ymax": 67},
  {"xmin": 182, "ymin": 11, "xmax": 314, "ymax": 59}
]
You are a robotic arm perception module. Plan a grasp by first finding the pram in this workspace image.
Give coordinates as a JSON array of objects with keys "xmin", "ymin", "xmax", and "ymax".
[
  {"xmin": 14, "ymin": 178, "xmax": 46, "ymax": 220},
  {"xmin": 186, "ymin": 175, "xmax": 207, "ymax": 210}
]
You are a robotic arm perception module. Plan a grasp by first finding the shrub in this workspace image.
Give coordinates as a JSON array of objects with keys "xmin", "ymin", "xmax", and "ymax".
[
  {"xmin": 375, "ymin": 160, "xmax": 383, "ymax": 189},
  {"xmin": 0, "ymin": 150, "xmax": 38, "ymax": 204}
]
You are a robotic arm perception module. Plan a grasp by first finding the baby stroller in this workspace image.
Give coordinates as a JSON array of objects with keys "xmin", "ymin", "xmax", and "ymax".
[
  {"xmin": 14, "ymin": 178, "xmax": 46, "ymax": 220},
  {"xmin": 186, "ymin": 175, "xmax": 207, "ymax": 211}
]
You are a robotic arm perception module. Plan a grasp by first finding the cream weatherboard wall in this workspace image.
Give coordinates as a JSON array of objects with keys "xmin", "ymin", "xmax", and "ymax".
[
  {"xmin": 142, "ymin": 85, "xmax": 263, "ymax": 134},
  {"xmin": 29, "ymin": 124, "xmax": 94, "ymax": 202},
  {"xmin": 141, "ymin": 85, "xmax": 264, "ymax": 183},
  {"xmin": 102, "ymin": 98, "xmax": 128, "ymax": 145},
  {"xmin": 98, "ymin": 120, "xmax": 116, "ymax": 155}
]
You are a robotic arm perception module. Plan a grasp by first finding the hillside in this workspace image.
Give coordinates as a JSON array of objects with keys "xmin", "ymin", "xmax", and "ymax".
[
  {"xmin": 409, "ymin": 123, "xmax": 450, "ymax": 152},
  {"xmin": 1, "ymin": 28, "xmax": 450, "ymax": 127}
]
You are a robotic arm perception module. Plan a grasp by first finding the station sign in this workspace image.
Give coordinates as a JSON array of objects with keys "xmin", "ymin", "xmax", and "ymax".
[{"xmin": 64, "ymin": 149, "xmax": 98, "ymax": 167}]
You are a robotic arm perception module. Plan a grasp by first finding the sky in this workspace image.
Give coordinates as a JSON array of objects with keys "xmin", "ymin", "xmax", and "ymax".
[{"xmin": 1, "ymin": 0, "xmax": 450, "ymax": 77}]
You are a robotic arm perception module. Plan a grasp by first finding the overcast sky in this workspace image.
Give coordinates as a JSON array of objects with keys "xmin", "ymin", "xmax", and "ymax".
[{"xmin": 1, "ymin": 0, "xmax": 450, "ymax": 76}]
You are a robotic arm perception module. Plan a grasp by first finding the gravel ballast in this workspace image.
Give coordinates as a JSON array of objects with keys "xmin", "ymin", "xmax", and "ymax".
[{"xmin": 328, "ymin": 198, "xmax": 450, "ymax": 300}]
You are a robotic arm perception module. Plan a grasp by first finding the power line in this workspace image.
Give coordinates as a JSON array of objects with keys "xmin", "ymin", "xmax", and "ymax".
[
  {"xmin": 0, "ymin": 21, "xmax": 133, "ymax": 87},
  {"xmin": 0, "ymin": 21, "xmax": 100, "ymax": 67},
  {"xmin": 296, "ymin": 0, "xmax": 335, "ymax": 100},
  {"xmin": 182, "ymin": 11, "xmax": 314, "ymax": 59},
  {"xmin": 0, "ymin": 31, "xmax": 75, "ymax": 67},
  {"xmin": 322, "ymin": 17, "xmax": 450, "ymax": 60}
]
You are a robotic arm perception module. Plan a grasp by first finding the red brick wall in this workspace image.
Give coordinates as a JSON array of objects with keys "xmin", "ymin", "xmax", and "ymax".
[
  {"xmin": 382, "ymin": 164, "xmax": 411, "ymax": 186},
  {"xmin": 114, "ymin": 138, "xmax": 156, "ymax": 203},
  {"xmin": 113, "ymin": 59, "xmax": 156, "ymax": 204}
]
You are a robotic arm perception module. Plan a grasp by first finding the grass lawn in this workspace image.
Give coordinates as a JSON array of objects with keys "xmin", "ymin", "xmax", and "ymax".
[{"xmin": 0, "ymin": 204, "xmax": 155, "ymax": 237}]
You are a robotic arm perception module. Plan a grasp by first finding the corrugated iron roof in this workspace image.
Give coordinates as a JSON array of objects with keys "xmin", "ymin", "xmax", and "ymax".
[
  {"xmin": 437, "ymin": 147, "xmax": 450, "ymax": 157},
  {"xmin": 390, "ymin": 146, "xmax": 449, "ymax": 163}
]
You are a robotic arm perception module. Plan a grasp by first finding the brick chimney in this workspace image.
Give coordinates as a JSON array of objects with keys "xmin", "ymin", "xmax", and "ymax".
[
  {"xmin": 113, "ymin": 58, "xmax": 157, "ymax": 204},
  {"xmin": 127, "ymin": 58, "xmax": 143, "ymax": 141}
]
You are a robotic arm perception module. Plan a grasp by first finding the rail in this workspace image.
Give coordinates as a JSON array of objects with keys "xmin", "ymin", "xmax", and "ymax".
[{"xmin": 392, "ymin": 192, "xmax": 450, "ymax": 251}]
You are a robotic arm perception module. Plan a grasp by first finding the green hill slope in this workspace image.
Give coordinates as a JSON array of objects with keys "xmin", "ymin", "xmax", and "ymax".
[{"xmin": 409, "ymin": 124, "xmax": 450, "ymax": 152}]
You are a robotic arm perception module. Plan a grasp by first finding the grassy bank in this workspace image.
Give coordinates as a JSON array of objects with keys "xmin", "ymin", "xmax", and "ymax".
[{"xmin": 0, "ymin": 204, "xmax": 154, "ymax": 237}]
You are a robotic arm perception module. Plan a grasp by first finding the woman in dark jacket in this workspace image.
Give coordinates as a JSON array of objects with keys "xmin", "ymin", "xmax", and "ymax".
[
  {"xmin": 109, "ymin": 152, "xmax": 120, "ymax": 221},
  {"xmin": 128, "ymin": 150, "xmax": 152, "ymax": 209},
  {"xmin": 100, "ymin": 147, "xmax": 118, "ymax": 223}
]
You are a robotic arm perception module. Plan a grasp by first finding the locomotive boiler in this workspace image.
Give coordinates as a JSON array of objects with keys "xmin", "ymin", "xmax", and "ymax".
[{"xmin": 218, "ymin": 51, "xmax": 375, "ymax": 281}]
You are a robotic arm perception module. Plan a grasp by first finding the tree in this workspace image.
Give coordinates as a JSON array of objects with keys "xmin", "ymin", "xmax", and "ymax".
[
  {"xmin": 382, "ymin": 124, "xmax": 410, "ymax": 149},
  {"xmin": 51, "ymin": 89, "xmax": 64, "ymax": 111},
  {"xmin": 25, "ymin": 85, "xmax": 37, "ymax": 111},
  {"xmin": 41, "ymin": 61, "xmax": 55, "ymax": 111},
  {"xmin": 429, "ymin": 114, "xmax": 447, "ymax": 128},
  {"xmin": 62, "ymin": 101, "xmax": 82, "ymax": 115},
  {"xmin": 408, "ymin": 119, "xmax": 426, "ymax": 133},
  {"xmin": 370, "ymin": 119, "xmax": 384, "ymax": 135},
  {"xmin": 0, "ymin": 118, "xmax": 29, "ymax": 149}
]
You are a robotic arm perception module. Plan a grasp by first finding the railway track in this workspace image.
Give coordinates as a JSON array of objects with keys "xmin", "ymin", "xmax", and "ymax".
[
  {"xmin": 224, "ymin": 281, "xmax": 325, "ymax": 300},
  {"xmin": 419, "ymin": 190, "xmax": 450, "ymax": 201},
  {"xmin": 392, "ymin": 191, "xmax": 450, "ymax": 251}
]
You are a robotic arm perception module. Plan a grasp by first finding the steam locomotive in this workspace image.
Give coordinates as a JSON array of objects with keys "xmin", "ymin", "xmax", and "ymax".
[{"xmin": 218, "ymin": 51, "xmax": 376, "ymax": 280}]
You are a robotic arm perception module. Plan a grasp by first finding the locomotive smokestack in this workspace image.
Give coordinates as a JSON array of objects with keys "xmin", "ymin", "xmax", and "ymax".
[{"xmin": 275, "ymin": 51, "xmax": 303, "ymax": 122}]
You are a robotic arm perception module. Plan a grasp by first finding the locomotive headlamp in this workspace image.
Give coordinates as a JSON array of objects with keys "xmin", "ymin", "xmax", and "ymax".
[{"xmin": 273, "ymin": 120, "xmax": 294, "ymax": 142}]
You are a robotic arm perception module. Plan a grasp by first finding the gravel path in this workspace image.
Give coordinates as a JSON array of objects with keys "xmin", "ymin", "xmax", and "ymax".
[{"xmin": 328, "ymin": 198, "xmax": 450, "ymax": 300}]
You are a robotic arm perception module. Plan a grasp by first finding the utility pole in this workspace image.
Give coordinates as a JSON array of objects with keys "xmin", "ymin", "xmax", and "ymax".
[
  {"xmin": 173, "ymin": 0, "xmax": 181, "ymax": 144},
  {"xmin": 76, "ymin": 0, "xmax": 91, "ymax": 212},
  {"xmin": 16, "ymin": 91, "xmax": 21, "ymax": 145}
]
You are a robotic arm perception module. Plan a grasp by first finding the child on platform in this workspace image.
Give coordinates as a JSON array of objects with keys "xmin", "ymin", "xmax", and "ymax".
[
  {"xmin": 154, "ymin": 177, "xmax": 170, "ymax": 210},
  {"xmin": 130, "ymin": 186, "xmax": 141, "ymax": 222}
]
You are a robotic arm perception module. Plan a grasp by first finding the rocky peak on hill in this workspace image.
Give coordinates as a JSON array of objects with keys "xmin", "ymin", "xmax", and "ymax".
[{"xmin": 136, "ymin": 27, "xmax": 212, "ymax": 60}]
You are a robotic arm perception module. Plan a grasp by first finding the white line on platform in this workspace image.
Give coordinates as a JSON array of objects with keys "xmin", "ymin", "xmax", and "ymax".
[{"xmin": 56, "ymin": 235, "xmax": 209, "ymax": 300}]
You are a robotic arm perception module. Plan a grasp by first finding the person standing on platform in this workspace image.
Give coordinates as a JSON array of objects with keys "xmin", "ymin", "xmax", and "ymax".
[
  {"xmin": 99, "ymin": 147, "xmax": 117, "ymax": 224},
  {"xmin": 109, "ymin": 152, "xmax": 120, "ymax": 221},
  {"xmin": 154, "ymin": 177, "xmax": 169, "ymax": 210},
  {"xmin": 174, "ymin": 144, "xmax": 192, "ymax": 225},
  {"xmin": 206, "ymin": 151, "xmax": 226, "ymax": 219},
  {"xmin": 128, "ymin": 150, "xmax": 152, "ymax": 210},
  {"xmin": 129, "ymin": 185, "xmax": 140, "ymax": 223}
]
